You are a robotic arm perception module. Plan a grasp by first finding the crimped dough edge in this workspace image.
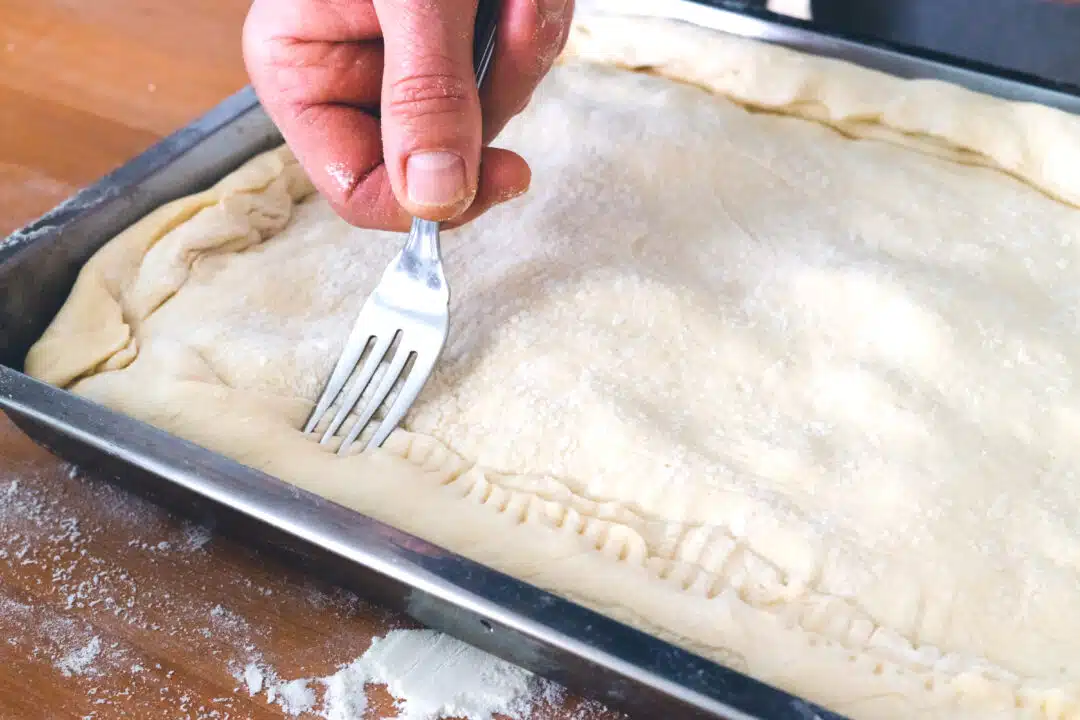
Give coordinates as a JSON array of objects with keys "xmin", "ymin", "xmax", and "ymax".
[{"xmin": 24, "ymin": 13, "xmax": 1080, "ymax": 720}]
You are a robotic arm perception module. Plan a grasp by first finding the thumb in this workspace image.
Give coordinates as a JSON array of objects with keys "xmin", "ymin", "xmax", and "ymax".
[{"xmin": 373, "ymin": 0, "xmax": 483, "ymax": 222}]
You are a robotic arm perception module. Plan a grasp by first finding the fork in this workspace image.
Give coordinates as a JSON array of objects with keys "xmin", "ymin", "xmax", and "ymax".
[{"xmin": 303, "ymin": 1, "xmax": 501, "ymax": 455}]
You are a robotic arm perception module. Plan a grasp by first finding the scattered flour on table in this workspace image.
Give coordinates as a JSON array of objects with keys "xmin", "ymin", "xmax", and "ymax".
[
  {"xmin": 274, "ymin": 678, "xmax": 319, "ymax": 715},
  {"xmin": 0, "ymin": 458, "xmax": 618, "ymax": 719},
  {"xmin": 237, "ymin": 628, "xmax": 560, "ymax": 720},
  {"xmin": 348, "ymin": 630, "xmax": 535, "ymax": 720},
  {"xmin": 0, "ymin": 462, "xmax": 245, "ymax": 717},
  {"xmin": 182, "ymin": 522, "xmax": 213, "ymax": 551},
  {"xmin": 56, "ymin": 636, "xmax": 102, "ymax": 677}
]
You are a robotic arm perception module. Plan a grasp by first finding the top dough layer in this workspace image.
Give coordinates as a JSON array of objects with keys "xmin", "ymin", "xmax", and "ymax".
[{"xmin": 25, "ymin": 13, "xmax": 1080, "ymax": 720}]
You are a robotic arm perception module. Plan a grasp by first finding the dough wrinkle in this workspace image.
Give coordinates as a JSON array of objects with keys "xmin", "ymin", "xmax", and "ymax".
[
  {"xmin": 24, "ymin": 146, "xmax": 316, "ymax": 387},
  {"xmin": 386, "ymin": 431, "xmax": 1077, "ymax": 718},
  {"xmin": 562, "ymin": 15, "xmax": 1080, "ymax": 209},
  {"xmin": 24, "ymin": 11, "xmax": 1080, "ymax": 719}
]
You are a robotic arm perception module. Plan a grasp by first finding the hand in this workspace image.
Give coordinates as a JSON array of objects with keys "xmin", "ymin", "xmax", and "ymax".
[{"xmin": 243, "ymin": 0, "xmax": 574, "ymax": 230}]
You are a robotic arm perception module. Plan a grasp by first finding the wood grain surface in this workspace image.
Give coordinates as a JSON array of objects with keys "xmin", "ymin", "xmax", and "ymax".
[{"xmin": 0, "ymin": 2, "xmax": 622, "ymax": 718}]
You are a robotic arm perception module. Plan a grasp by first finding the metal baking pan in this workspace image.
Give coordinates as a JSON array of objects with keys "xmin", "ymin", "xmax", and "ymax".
[{"xmin": 3, "ymin": 2, "xmax": 1077, "ymax": 718}]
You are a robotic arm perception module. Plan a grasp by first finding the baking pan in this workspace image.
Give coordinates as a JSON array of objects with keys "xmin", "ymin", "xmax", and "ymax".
[{"xmin": 3, "ymin": 1, "xmax": 1078, "ymax": 718}]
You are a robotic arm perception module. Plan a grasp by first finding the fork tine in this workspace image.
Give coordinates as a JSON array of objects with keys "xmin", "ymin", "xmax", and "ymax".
[
  {"xmin": 319, "ymin": 331, "xmax": 396, "ymax": 444},
  {"xmin": 307, "ymin": 3, "xmax": 494, "ymax": 451},
  {"xmin": 366, "ymin": 354, "xmax": 437, "ymax": 451},
  {"xmin": 337, "ymin": 346, "xmax": 414, "ymax": 455},
  {"xmin": 304, "ymin": 325, "xmax": 374, "ymax": 433}
]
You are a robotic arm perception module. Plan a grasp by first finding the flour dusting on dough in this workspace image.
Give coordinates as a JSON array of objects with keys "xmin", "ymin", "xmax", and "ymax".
[{"xmin": 24, "ymin": 11, "xmax": 1080, "ymax": 720}]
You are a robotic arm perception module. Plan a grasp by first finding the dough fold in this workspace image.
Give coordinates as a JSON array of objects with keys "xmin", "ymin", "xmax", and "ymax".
[{"xmin": 24, "ymin": 13, "xmax": 1080, "ymax": 720}]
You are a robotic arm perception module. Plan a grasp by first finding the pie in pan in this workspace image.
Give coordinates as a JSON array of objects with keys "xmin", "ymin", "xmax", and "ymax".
[{"xmin": 25, "ymin": 11, "xmax": 1080, "ymax": 719}]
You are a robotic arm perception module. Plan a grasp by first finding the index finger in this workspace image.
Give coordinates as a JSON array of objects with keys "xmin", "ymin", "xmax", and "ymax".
[
  {"xmin": 244, "ymin": 0, "xmax": 411, "ymax": 228},
  {"xmin": 244, "ymin": 0, "xmax": 531, "ymax": 231}
]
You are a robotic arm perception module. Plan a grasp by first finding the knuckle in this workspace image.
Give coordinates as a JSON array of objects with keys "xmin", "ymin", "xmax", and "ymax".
[
  {"xmin": 267, "ymin": 44, "xmax": 345, "ymax": 104},
  {"xmin": 292, "ymin": 102, "xmax": 323, "ymax": 131},
  {"xmin": 386, "ymin": 68, "xmax": 473, "ymax": 123}
]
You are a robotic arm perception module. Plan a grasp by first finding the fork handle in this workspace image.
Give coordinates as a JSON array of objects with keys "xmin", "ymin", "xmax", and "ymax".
[{"xmin": 473, "ymin": 0, "xmax": 501, "ymax": 87}]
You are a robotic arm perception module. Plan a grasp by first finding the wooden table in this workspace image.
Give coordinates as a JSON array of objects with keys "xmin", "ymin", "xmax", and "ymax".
[{"xmin": 0, "ymin": 3, "xmax": 622, "ymax": 718}]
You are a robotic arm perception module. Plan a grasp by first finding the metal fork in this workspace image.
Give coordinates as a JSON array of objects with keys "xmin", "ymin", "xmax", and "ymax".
[{"xmin": 303, "ymin": 1, "xmax": 500, "ymax": 455}]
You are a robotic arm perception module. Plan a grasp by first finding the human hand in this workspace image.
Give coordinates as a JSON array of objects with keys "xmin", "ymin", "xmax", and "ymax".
[{"xmin": 243, "ymin": 0, "xmax": 574, "ymax": 230}]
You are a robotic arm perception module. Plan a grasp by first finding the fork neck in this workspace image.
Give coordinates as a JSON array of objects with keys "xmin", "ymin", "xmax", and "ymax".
[{"xmin": 406, "ymin": 218, "xmax": 441, "ymax": 264}]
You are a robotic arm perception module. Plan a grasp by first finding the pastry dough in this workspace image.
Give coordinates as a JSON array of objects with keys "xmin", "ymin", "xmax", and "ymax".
[{"xmin": 24, "ymin": 12, "xmax": 1080, "ymax": 720}]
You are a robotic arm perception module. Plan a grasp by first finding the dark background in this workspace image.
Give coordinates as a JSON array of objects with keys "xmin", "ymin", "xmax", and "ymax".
[
  {"xmin": 808, "ymin": 0, "xmax": 1080, "ymax": 87},
  {"xmin": 729, "ymin": 0, "xmax": 1080, "ymax": 88}
]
